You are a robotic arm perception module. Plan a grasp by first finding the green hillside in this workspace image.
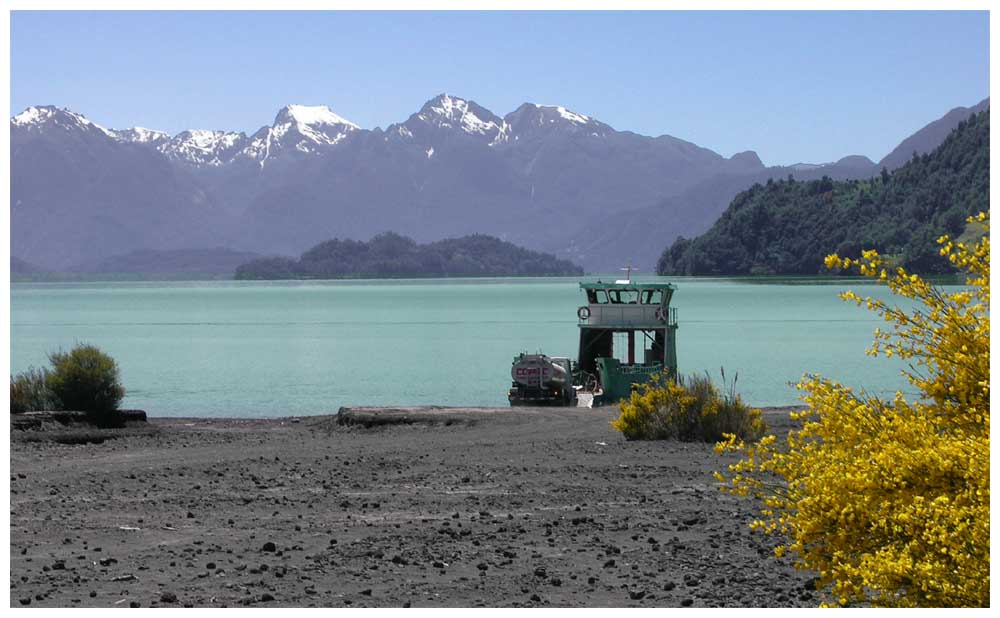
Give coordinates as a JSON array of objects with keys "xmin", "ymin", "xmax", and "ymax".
[
  {"xmin": 657, "ymin": 110, "xmax": 989, "ymax": 276},
  {"xmin": 234, "ymin": 232, "xmax": 584, "ymax": 280}
]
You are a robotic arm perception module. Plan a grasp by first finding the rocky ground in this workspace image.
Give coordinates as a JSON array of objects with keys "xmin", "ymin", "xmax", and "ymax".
[{"xmin": 9, "ymin": 405, "xmax": 820, "ymax": 608}]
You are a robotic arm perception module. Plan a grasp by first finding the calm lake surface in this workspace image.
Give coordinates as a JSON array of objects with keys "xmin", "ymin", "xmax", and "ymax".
[{"xmin": 10, "ymin": 277, "xmax": 933, "ymax": 417}]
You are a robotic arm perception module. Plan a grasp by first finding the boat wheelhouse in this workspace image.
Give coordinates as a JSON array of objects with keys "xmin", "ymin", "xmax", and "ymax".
[{"xmin": 576, "ymin": 280, "xmax": 678, "ymax": 405}]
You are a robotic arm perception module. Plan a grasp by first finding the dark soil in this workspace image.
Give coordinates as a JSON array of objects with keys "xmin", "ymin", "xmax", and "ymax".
[{"xmin": 9, "ymin": 405, "xmax": 818, "ymax": 608}]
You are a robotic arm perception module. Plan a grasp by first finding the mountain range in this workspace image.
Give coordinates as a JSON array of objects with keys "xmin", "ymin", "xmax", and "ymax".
[{"xmin": 10, "ymin": 95, "xmax": 989, "ymax": 274}]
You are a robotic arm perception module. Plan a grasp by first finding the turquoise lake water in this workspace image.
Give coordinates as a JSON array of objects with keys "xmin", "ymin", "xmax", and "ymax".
[{"xmin": 9, "ymin": 277, "xmax": 931, "ymax": 417}]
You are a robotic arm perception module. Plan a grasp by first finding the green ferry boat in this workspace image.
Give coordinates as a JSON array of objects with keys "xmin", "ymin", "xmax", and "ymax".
[{"xmin": 575, "ymin": 276, "xmax": 678, "ymax": 406}]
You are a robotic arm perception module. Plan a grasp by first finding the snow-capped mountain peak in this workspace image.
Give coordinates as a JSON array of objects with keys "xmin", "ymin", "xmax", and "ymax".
[
  {"xmin": 511, "ymin": 102, "xmax": 595, "ymax": 127},
  {"xmin": 501, "ymin": 102, "xmax": 610, "ymax": 142},
  {"xmin": 424, "ymin": 94, "xmax": 478, "ymax": 121},
  {"xmin": 239, "ymin": 103, "xmax": 360, "ymax": 165},
  {"xmin": 12, "ymin": 105, "xmax": 116, "ymax": 138},
  {"xmin": 12, "ymin": 106, "xmax": 57, "ymax": 126},
  {"xmin": 276, "ymin": 104, "xmax": 358, "ymax": 130},
  {"xmin": 415, "ymin": 94, "xmax": 508, "ymax": 141}
]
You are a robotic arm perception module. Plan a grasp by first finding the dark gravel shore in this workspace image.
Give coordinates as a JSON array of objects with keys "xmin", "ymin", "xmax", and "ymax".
[{"xmin": 9, "ymin": 405, "xmax": 818, "ymax": 608}]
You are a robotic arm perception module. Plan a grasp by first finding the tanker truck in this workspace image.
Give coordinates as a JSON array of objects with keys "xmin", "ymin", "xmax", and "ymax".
[{"xmin": 508, "ymin": 353, "xmax": 578, "ymax": 407}]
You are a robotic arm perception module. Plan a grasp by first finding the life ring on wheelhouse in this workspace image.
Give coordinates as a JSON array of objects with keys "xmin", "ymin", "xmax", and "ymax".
[{"xmin": 577, "ymin": 306, "xmax": 591, "ymax": 320}]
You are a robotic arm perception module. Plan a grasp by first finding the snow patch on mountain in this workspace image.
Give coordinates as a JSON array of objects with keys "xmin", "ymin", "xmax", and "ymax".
[
  {"xmin": 62, "ymin": 109, "xmax": 115, "ymax": 137},
  {"xmin": 489, "ymin": 122, "xmax": 511, "ymax": 146},
  {"xmin": 114, "ymin": 127, "xmax": 170, "ymax": 144},
  {"xmin": 548, "ymin": 105, "xmax": 590, "ymax": 125},
  {"xmin": 185, "ymin": 130, "xmax": 242, "ymax": 151},
  {"xmin": 161, "ymin": 130, "xmax": 247, "ymax": 166},
  {"xmin": 242, "ymin": 130, "xmax": 273, "ymax": 162}
]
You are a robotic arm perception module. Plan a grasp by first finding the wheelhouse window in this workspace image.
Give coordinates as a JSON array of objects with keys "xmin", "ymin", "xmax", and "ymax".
[
  {"xmin": 585, "ymin": 287, "xmax": 669, "ymax": 304},
  {"xmin": 595, "ymin": 290, "xmax": 609, "ymax": 304},
  {"xmin": 607, "ymin": 289, "xmax": 639, "ymax": 304},
  {"xmin": 641, "ymin": 290, "xmax": 663, "ymax": 305}
]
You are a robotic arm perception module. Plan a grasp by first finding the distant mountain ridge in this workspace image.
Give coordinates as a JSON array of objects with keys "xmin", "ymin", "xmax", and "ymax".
[
  {"xmin": 11, "ymin": 95, "xmax": 988, "ymax": 274},
  {"xmin": 657, "ymin": 109, "xmax": 989, "ymax": 276},
  {"xmin": 580, "ymin": 98, "xmax": 990, "ymax": 270},
  {"xmin": 879, "ymin": 98, "xmax": 990, "ymax": 170}
]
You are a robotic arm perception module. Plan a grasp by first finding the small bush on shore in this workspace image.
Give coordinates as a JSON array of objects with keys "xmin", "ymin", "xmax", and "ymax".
[
  {"xmin": 10, "ymin": 367, "xmax": 56, "ymax": 413},
  {"xmin": 46, "ymin": 344, "xmax": 125, "ymax": 423},
  {"xmin": 611, "ymin": 371, "xmax": 765, "ymax": 442}
]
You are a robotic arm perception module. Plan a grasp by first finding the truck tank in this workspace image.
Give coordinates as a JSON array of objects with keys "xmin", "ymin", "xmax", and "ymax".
[{"xmin": 508, "ymin": 353, "xmax": 577, "ymax": 407}]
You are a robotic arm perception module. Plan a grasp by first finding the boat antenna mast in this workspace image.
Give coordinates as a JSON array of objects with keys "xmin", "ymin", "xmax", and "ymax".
[{"xmin": 616, "ymin": 263, "xmax": 638, "ymax": 284}]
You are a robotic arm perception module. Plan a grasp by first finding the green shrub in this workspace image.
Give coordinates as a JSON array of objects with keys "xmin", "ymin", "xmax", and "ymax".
[
  {"xmin": 47, "ymin": 344, "xmax": 125, "ymax": 422},
  {"xmin": 10, "ymin": 367, "xmax": 55, "ymax": 413},
  {"xmin": 611, "ymin": 370, "xmax": 765, "ymax": 442}
]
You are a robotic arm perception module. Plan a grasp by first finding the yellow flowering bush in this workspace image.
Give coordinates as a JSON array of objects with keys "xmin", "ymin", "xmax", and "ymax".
[
  {"xmin": 716, "ymin": 212, "xmax": 989, "ymax": 607},
  {"xmin": 613, "ymin": 371, "xmax": 765, "ymax": 442}
]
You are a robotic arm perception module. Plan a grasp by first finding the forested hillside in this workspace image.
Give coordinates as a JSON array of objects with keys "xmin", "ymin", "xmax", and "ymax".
[
  {"xmin": 657, "ymin": 110, "xmax": 989, "ymax": 276},
  {"xmin": 234, "ymin": 232, "xmax": 584, "ymax": 279}
]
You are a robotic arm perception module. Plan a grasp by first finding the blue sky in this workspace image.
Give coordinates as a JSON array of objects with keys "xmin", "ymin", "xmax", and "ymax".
[{"xmin": 10, "ymin": 10, "xmax": 989, "ymax": 166}]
